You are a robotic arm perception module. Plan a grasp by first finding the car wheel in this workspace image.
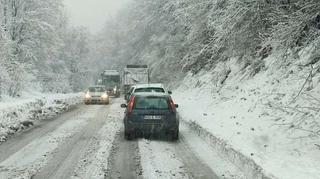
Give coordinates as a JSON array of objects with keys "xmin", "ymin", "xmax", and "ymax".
[
  {"xmin": 124, "ymin": 130, "xmax": 134, "ymax": 140},
  {"xmin": 144, "ymin": 133, "xmax": 151, "ymax": 139},
  {"xmin": 171, "ymin": 128, "xmax": 179, "ymax": 141}
]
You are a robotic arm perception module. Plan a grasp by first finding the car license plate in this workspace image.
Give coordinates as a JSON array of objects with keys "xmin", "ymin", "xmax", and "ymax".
[{"xmin": 144, "ymin": 115, "xmax": 162, "ymax": 120}]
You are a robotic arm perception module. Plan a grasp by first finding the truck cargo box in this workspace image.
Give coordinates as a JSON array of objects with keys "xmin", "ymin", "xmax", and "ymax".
[{"xmin": 123, "ymin": 65, "xmax": 149, "ymax": 93}]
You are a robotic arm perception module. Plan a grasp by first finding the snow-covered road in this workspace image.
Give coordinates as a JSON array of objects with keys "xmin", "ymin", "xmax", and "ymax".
[{"xmin": 0, "ymin": 98, "xmax": 245, "ymax": 179}]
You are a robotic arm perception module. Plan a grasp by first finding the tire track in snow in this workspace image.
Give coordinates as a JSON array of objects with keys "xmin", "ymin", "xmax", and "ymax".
[
  {"xmin": 33, "ymin": 105, "xmax": 111, "ymax": 179},
  {"xmin": 105, "ymin": 131, "xmax": 143, "ymax": 179},
  {"xmin": 0, "ymin": 105, "xmax": 85, "ymax": 163},
  {"xmin": 138, "ymin": 139, "xmax": 191, "ymax": 179},
  {"xmin": 71, "ymin": 98, "xmax": 124, "ymax": 179},
  {"xmin": 0, "ymin": 106, "xmax": 94, "ymax": 179},
  {"xmin": 137, "ymin": 123, "xmax": 244, "ymax": 179},
  {"xmin": 178, "ymin": 123, "xmax": 245, "ymax": 179}
]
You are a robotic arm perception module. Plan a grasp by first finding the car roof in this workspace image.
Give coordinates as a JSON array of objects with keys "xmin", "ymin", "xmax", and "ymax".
[
  {"xmin": 132, "ymin": 92, "xmax": 169, "ymax": 98},
  {"xmin": 134, "ymin": 83, "xmax": 164, "ymax": 89},
  {"xmin": 103, "ymin": 70, "xmax": 120, "ymax": 76},
  {"xmin": 89, "ymin": 85, "xmax": 105, "ymax": 88}
]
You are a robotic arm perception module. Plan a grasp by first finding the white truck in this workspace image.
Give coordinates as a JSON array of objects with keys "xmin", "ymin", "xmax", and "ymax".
[{"xmin": 123, "ymin": 65, "xmax": 149, "ymax": 94}]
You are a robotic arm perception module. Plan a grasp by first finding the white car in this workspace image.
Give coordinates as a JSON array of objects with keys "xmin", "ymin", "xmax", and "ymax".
[
  {"xmin": 124, "ymin": 83, "xmax": 172, "ymax": 102},
  {"xmin": 84, "ymin": 86, "xmax": 109, "ymax": 105}
]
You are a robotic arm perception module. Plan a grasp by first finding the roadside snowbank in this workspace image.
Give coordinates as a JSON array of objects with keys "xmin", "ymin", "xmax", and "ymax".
[
  {"xmin": 0, "ymin": 93, "xmax": 82, "ymax": 143},
  {"xmin": 0, "ymin": 117, "xmax": 89, "ymax": 178},
  {"xmin": 173, "ymin": 55, "xmax": 320, "ymax": 179}
]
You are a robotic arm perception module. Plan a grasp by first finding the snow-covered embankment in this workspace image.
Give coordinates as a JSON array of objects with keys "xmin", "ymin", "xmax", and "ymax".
[
  {"xmin": 0, "ymin": 93, "xmax": 82, "ymax": 143},
  {"xmin": 173, "ymin": 55, "xmax": 320, "ymax": 179}
]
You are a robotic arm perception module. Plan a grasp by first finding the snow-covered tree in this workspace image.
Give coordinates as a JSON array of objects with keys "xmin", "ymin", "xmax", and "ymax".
[
  {"xmin": 0, "ymin": 0, "xmax": 92, "ymax": 98},
  {"xmin": 93, "ymin": 0, "xmax": 320, "ymax": 84},
  {"xmin": 61, "ymin": 27, "xmax": 91, "ymax": 92}
]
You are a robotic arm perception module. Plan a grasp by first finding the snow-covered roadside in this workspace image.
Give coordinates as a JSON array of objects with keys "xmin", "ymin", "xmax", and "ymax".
[
  {"xmin": 173, "ymin": 55, "xmax": 320, "ymax": 179},
  {"xmin": 178, "ymin": 123, "xmax": 246, "ymax": 179},
  {"xmin": 138, "ymin": 123, "xmax": 246, "ymax": 179},
  {"xmin": 0, "ymin": 114, "xmax": 89, "ymax": 178},
  {"xmin": 182, "ymin": 120, "xmax": 272, "ymax": 179},
  {"xmin": 0, "ymin": 93, "xmax": 82, "ymax": 143}
]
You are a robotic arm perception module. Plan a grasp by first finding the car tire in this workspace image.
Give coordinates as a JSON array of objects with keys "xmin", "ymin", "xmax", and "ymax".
[
  {"xmin": 144, "ymin": 133, "xmax": 151, "ymax": 139},
  {"xmin": 124, "ymin": 130, "xmax": 133, "ymax": 140},
  {"xmin": 171, "ymin": 128, "xmax": 179, "ymax": 141}
]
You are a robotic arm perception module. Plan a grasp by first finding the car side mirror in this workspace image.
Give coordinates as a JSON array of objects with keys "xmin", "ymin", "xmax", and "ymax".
[
  {"xmin": 121, "ymin": 104, "xmax": 127, "ymax": 108},
  {"xmin": 168, "ymin": 91, "xmax": 172, "ymax": 95},
  {"xmin": 175, "ymin": 104, "xmax": 179, "ymax": 108},
  {"xmin": 125, "ymin": 93, "xmax": 131, "ymax": 100}
]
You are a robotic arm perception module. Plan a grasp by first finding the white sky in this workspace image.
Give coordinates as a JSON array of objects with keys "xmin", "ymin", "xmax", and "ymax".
[{"xmin": 63, "ymin": 0, "xmax": 131, "ymax": 33}]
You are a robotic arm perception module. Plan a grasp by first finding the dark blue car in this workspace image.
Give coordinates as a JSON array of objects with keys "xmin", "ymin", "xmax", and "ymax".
[{"xmin": 121, "ymin": 92, "xmax": 179, "ymax": 140}]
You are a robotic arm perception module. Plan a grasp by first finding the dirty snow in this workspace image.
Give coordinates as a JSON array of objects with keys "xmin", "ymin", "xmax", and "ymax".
[
  {"xmin": 139, "ymin": 139, "xmax": 189, "ymax": 179},
  {"xmin": 72, "ymin": 100, "xmax": 123, "ymax": 179}
]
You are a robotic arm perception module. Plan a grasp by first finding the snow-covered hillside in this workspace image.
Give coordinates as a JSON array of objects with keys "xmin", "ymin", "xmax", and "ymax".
[
  {"xmin": 94, "ymin": 0, "xmax": 320, "ymax": 82},
  {"xmin": 174, "ymin": 50, "xmax": 320, "ymax": 179}
]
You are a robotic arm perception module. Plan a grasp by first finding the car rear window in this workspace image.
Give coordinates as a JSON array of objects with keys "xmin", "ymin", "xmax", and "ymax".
[
  {"xmin": 134, "ymin": 88, "xmax": 165, "ymax": 93},
  {"xmin": 89, "ymin": 87, "xmax": 104, "ymax": 92},
  {"xmin": 134, "ymin": 96, "xmax": 169, "ymax": 110}
]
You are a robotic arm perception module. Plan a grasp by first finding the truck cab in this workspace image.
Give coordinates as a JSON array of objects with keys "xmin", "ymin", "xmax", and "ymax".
[{"xmin": 97, "ymin": 70, "xmax": 121, "ymax": 97}]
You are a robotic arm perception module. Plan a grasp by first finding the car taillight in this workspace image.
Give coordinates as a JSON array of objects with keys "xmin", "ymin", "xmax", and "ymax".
[
  {"xmin": 127, "ymin": 96, "xmax": 135, "ymax": 115},
  {"xmin": 168, "ymin": 97, "xmax": 176, "ymax": 111}
]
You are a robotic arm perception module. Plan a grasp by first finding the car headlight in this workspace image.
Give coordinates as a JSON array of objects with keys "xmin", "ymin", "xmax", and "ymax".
[
  {"xmin": 85, "ymin": 93, "xmax": 91, "ymax": 98},
  {"xmin": 101, "ymin": 93, "xmax": 108, "ymax": 99}
]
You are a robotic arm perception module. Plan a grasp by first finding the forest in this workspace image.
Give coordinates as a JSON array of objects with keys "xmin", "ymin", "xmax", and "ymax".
[
  {"xmin": 0, "ymin": 0, "xmax": 92, "ymax": 97},
  {"xmin": 1, "ymin": 0, "xmax": 320, "ymax": 97},
  {"xmin": 96, "ymin": 0, "xmax": 320, "ymax": 84}
]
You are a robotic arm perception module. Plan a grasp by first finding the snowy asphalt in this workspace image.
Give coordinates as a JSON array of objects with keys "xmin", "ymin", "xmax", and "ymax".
[{"xmin": 0, "ymin": 98, "xmax": 244, "ymax": 179}]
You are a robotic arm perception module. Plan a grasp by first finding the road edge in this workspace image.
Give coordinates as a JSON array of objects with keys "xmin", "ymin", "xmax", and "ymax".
[
  {"xmin": 0, "ymin": 94, "xmax": 82, "ymax": 144},
  {"xmin": 181, "ymin": 119, "xmax": 277, "ymax": 179}
]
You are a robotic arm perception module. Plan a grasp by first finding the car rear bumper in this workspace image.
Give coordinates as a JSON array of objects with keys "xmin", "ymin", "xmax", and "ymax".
[
  {"xmin": 84, "ymin": 97, "xmax": 109, "ymax": 104},
  {"xmin": 125, "ymin": 121, "xmax": 178, "ymax": 134}
]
